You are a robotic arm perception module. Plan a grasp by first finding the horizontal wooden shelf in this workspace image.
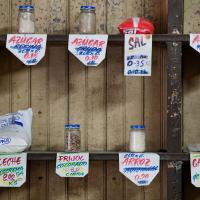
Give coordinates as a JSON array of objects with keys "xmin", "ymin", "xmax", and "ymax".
[
  {"xmin": 26, "ymin": 151, "xmax": 190, "ymax": 161},
  {"xmin": 0, "ymin": 34, "xmax": 190, "ymax": 44}
]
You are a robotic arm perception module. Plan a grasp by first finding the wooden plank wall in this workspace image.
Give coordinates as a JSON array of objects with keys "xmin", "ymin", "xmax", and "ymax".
[{"xmin": 0, "ymin": 0, "xmax": 167, "ymax": 200}]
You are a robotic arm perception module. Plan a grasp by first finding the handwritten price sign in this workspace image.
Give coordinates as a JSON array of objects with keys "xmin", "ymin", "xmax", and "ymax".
[
  {"xmin": 119, "ymin": 153, "xmax": 159, "ymax": 186},
  {"xmin": 124, "ymin": 34, "xmax": 152, "ymax": 76},
  {"xmin": 56, "ymin": 152, "xmax": 89, "ymax": 177},
  {"xmin": 68, "ymin": 34, "xmax": 108, "ymax": 67},
  {"xmin": 190, "ymin": 153, "xmax": 200, "ymax": 187},
  {"xmin": 6, "ymin": 34, "xmax": 47, "ymax": 65},
  {"xmin": 190, "ymin": 34, "xmax": 200, "ymax": 54},
  {"xmin": 0, "ymin": 153, "xmax": 27, "ymax": 187}
]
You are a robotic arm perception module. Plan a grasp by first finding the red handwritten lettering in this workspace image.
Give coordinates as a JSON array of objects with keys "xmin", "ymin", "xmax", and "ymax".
[
  {"xmin": 192, "ymin": 35, "xmax": 200, "ymax": 45},
  {"xmin": 8, "ymin": 36, "xmax": 43, "ymax": 45},
  {"xmin": 0, "ymin": 157, "xmax": 21, "ymax": 167},
  {"xmin": 193, "ymin": 158, "xmax": 200, "ymax": 167},
  {"xmin": 71, "ymin": 38, "xmax": 105, "ymax": 47},
  {"xmin": 122, "ymin": 158, "xmax": 150, "ymax": 166},
  {"xmin": 58, "ymin": 155, "xmax": 84, "ymax": 162}
]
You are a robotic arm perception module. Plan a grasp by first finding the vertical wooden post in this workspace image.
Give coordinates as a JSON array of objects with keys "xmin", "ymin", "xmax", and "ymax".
[{"xmin": 167, "ymin": 0, "xmax": 183, "ymax": 199}]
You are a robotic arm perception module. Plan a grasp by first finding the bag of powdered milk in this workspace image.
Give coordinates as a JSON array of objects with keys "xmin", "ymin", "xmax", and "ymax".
[{"xmin": 0, "ymin": 108, "xmax": 32, "ymax": 153}]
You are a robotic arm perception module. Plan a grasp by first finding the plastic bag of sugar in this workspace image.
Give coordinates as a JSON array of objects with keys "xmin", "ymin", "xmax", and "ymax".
[{"xmin": 0, "ymin": 108, "xmax": 32, "ymax": 153}]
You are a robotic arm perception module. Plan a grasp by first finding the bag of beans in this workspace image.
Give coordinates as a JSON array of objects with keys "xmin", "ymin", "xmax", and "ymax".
[{"xmin": 118, "ymin": 17, "xmax": 154, "ymax": 34}]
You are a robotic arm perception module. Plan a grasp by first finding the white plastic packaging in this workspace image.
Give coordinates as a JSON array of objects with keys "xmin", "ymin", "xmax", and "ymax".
[{"xmin": 0, "ymin": 108, "xmax": 32, "ymax": 153}]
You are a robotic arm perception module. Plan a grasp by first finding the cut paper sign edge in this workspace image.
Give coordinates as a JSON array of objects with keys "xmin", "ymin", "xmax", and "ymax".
[
  {"xmin": 6, "ymin": 34, "xmax": 47, "ymax": 66},
  {"xmin": 0, "ymin": 152, "xmax": 27, "ymax": 187},
  {"xmin": 119, "ymin": 152, "xmax": 160, "ymax": 186},
  {"xmin": 56, "ymin": 152, "xmax": 89, "ymax": 178},
  {"xmin": 190, "ymin": 152, "xmax": 200, "ymax": 187},
  {"xmin": 68, "ymin": 34, "xmax": 108, "ymax": 67},
  {"xmin": 190, "ymin": 34, "xmax": 200, "ymax": 54},
  {"xmin": 124, "ymin": 34, "xmax": 152, "ymax": 76}
]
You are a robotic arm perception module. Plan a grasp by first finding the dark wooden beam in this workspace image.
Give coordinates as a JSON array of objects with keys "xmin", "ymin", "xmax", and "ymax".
[
  {"xmin": 26, "ymin": 151, "xmax": 190, "ymax": 161},
  {"xmin": 167, "ymin": 0, "xmax": 183, "ymax": 200},
  {"xmin": 0, "ymin": 34, "xmax": 190, "ymax": 44}
]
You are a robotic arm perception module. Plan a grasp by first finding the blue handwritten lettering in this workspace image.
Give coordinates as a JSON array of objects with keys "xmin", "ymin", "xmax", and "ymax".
[
  {"xmin": 128, "ymin": 69, "xmax": 148, "ymax": 75},
  {"xmin": 10, "ymin": 44, "xmax": 42, "ymax": 53},
  {"xmin": 27, "ymin": 59, "xmax": 37, "ymax": 64},
  {"xmin": 75, "ymin": 46, "xmax": 102, "ymax": 56},
  {"xmin": 0, "ymin": 137, "xmax": 11, "ymax": 145},
  {"xmin": 124, "ymin": 166, "xmax": 158, "ymax": 173},
  {"xmin": 138, "ymin": 180, "xmax": 148, "ymax": 184},
  {"xmin": 87, "ymin": 61, "xmax": 97, "ymax": 66}
]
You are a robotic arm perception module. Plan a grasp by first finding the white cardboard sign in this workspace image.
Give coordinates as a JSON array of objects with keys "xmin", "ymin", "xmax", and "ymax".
[
  {"xmin": 0, "ymin": 153, "xmax": 27, "ymax": 187},
  {"xmin": 124, "ymin": 34, "xmax": 152, "ymax": 76},
  {"xmin": 6, "ymin": 34, "xmax": 47, "ymax": 65},
  {"xmin": 68, "ymin": 34, "xmax": 108, "ymax": 66},
  {"xmin": 56, "ymin": 152, "xmax": 89, "ymax": 177},
  {"xmin": 119, "ymin": 153, "xmax": 159, "ymax": 186},
  {"xmin": 190, "ymin": 153, "xmax": 200, "ymax": 187},
  {"xmin": 190, "ymin": 34, "xmax": 200, "ymax": 53}
]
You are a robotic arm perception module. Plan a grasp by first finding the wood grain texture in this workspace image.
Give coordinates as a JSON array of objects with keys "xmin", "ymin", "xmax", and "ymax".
[
  {"xmin": 49, "ymin": 0, "xmax": 67, "ymax": 34},
  {"xmin": 184, "ymin": 0, "xmax": 200, "ymax": 33},
  {"xmin": 31, "ymin": 56, "xmax": 49, "ymax": 151},
  {"xmin": 49, "ymin": 47, "xmax": 66, "ymax": 151},
  {"xmin": 30, "ymin": 161, "xmax": 47, "ymax": 200},
  {"xmin": 107, "ymin": 161, "xmax": 124, "ymax": 200},
  {"xmin": 0, "ymin": 0, "xmax": 10, "ymax": 34},
  {"xmin": 48, "ymin": 161, "xmax": 65, "ymax": 200},
  {"xmin": 107, "ymin": 46, "xmax": 124, "ymax": 151}
]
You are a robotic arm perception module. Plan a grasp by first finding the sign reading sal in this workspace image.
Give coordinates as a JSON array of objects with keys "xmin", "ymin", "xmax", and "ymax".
[
  {"xmin": 68, "ymin": 34, "xmax": 108, "ymax": 66},
  {"xmin": 0, "ymin": 153, "xmax": 27, "ymax": 187},
  {"xmin": 6, "ymin": 34, "xmax": 47, "ymax": 65},
  {"xmin": 124, "ymin": 34, "xmax": 152, "ymax": 76},
  {"xmin": 56, "ymin": 152, "xmax": 89, "ymax": 177},
  {"xmin": 119, "ymin": 153, "xmax": 159, "ymax": 186},
  {"xmin": 190, "ymin": 34, "xmax": 200, "ymax": 54},
  {"xmin": 190, "ymin": 153, "xmax": 200, "ymax": 187}
]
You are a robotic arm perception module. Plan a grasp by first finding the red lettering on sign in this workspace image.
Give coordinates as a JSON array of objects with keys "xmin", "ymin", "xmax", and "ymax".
[
  {"xmin": 192, "ymin": 158, "xmax": 200, "ymax": 167},
  {"xmin": 0, "ymin": 157, "xmax": 21, "ymax": 167},
  {"xmin": 71, "ymin": 38, "xmax": 105, "ymax": 47},
  {"xmin": 122, "ymin": 157, "xmax": 151, "ymax": 166},
  {"xmin": 8, "ymin": 36, "xmax": 43, "ymax": 45}
]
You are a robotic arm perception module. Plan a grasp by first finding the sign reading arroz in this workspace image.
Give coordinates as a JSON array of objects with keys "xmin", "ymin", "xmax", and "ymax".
[
  {"xmin": 119, "ymin": 153, "xmax": 160, "ymax": 186},
  {"xmin": 68, "ymin": 34, "xmax": 108, "ymax": 67},
  {"xmin": 0, "ymin": 153, "xmax": 27, "ymax": 187},
  {"xmin": 6, "ymin": 34, "xmax": 47, "ymax": 65},
  {"xmin": 190, "ymin": 34, "xmax": 200, "ymax": 53},
  {"xmin": 56, "ymin": 152, "xmax": 89, "ymax": 177},
  {"xmin": 124, "ymin": 34, "xmax": 152, "ymax": 76},
  {"xmin": 190, "ymin": 152, "xmax": 200, "ymax": 187}
]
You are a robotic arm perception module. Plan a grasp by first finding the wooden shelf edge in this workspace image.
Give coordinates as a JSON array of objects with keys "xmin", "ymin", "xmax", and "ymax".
[
  {"xmin": 0, "ymin": 34, "xmax": 190, "ymax": 44},
  {"xmin": 26, "ymin": 151, "xmax": 190, "ymax": 161}
]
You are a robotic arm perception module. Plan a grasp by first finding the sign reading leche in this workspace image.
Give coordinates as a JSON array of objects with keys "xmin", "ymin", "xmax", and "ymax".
[{"xmin": 0, "ymin": 153, "xmax": 27, "ymax": 187}]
